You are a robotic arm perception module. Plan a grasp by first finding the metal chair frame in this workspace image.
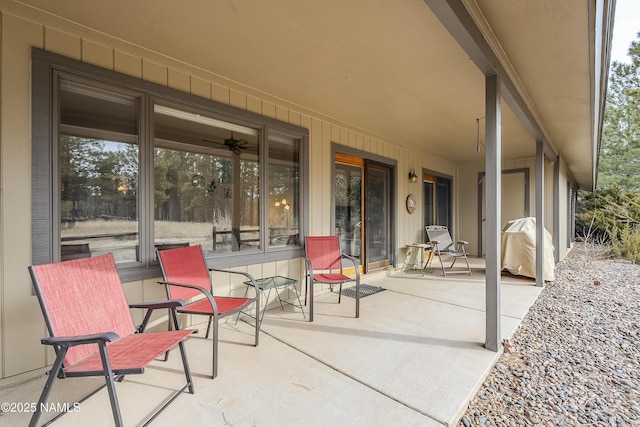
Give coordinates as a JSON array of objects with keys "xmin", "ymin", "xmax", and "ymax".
[
  {"xmin": 303, "ymin": 235, "xmax": 360, "ymax": 322},
  {"xmin": 157, "ymin": 244, "xmax": 259, "ymax": 379},
  {"xmin": 425, "ymin": 225, "xmax": 472, "ymax": 276},
  {"xmin": 28, "ymin": 254, "xmax": 194, "ymax": 427}
]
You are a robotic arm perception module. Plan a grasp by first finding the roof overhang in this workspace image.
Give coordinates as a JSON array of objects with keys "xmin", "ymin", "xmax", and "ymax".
[{"xmin": 13, "ymin": 0, "xmax": 615, "ymax": 189}]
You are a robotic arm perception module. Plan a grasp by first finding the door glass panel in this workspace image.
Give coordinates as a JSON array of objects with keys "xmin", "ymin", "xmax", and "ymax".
[
  {"xmin": 335, "ymin": 164, "xmax": 362, "ymax": 263},
  {"xmin": 366, "ymin": 163, "xmax": 390, "ymax": 268},
  {"xmin": 423, "ymin": 180, "xmax": 434, "ymax": 240},
  {"xmin": 436, "ymin": 178, "xmax": 451, "ymax": 230}
]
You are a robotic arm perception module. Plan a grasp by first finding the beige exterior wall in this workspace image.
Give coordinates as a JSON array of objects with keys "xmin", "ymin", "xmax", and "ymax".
[
  {"xmin": 0, "ymin": 7, "xmax": 461, "ymax": 381},
  {"xmin": 457, "ymin": 158, "xmax": 537, "ymax": 257},
  {"xmin": 457, "ymin": 156, "xmax": 572, "ymax": 262}
]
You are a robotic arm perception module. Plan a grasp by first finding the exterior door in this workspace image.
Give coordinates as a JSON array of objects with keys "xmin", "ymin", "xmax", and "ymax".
[{"xmin": 335, "ymin": 154, "xmax": 392, "ymax": 273}]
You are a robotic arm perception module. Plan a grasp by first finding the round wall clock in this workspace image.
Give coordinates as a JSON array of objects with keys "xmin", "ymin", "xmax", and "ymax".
[{"xmin": 406, "ymin": 193, "xmax": 417, "ymax": 214}]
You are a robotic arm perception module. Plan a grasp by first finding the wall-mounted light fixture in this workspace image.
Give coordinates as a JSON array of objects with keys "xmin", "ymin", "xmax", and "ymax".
[{"xmin": 408, "ymin": 169, "xmax": 418, "ymax": 183}]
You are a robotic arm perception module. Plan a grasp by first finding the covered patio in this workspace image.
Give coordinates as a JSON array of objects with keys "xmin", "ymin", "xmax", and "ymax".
[
  {"xmin": 1, "ymin": 262, "xmax": 542, "ymax": 426},
  {"xmin": 0, "ymin": 1, "xmax": 613, "ymax": 424}
]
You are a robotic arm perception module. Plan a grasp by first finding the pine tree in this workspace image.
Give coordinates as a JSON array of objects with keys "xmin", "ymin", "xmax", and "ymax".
[{"xmin": 598, "ymin": 32, "xmax": 640, "ymax": 190}]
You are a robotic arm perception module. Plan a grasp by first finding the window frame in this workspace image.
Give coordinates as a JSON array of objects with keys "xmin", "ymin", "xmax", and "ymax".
[{"xmin": 32, "ymin": 48, "xmax": 308, "ymax": 281}]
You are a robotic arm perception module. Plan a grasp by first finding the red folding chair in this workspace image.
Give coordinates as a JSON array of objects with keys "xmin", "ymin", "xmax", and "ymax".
[
  {"xmin": 303, "ymin": 236, "xmax": 360, "ymax": 322},
  {"xmin": 28, "ymin": 254, "xmax": 194, "ymax": 427},
  {"xmin": 157, "ymin": 245, "xmax": 259, "ymax": 379}
]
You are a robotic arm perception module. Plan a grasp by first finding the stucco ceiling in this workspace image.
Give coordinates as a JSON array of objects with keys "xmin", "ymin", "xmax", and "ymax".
[{"xmin": 17, "ymin": 0, "xmax": 604, "ymax": 188}]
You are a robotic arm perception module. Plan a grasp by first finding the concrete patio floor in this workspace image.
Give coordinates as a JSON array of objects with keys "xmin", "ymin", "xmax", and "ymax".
[{"xmin": 0, "ymin": 259, "xmax": 543, "ymax": 426}]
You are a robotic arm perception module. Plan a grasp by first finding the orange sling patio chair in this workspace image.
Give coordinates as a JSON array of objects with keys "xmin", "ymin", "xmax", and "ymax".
[
  {"xmin": 303, "ymin": 235, "xmax": 360, "ymax": 322},
  {"xmin": 156, "ymin": 244, "xmax": 259, "ymax": 379},
  {"xmin": 28, "ymin": 254, "xmax": 194, "ymax": 427}
]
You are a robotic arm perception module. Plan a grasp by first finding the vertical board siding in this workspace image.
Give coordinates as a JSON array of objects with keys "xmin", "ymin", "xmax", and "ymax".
[
  {"xmin": 191, "ymin": 76, "xmax": 211, "ymax": 100},
  {"xmin": 1, "ymin": 6, "xmax": 458, "ymax": 380},
  {"xmin": 142, "ymin": 58, "xmax": 168, "ymax": 86},
  {"xmin": 230, "ymin": 89, "xmax": 247, "ymax": 110},
  {"xmin": 2, "ymin": 13, "xmax": 47, "ymax": 377},
  {"xmin": 114, "ymin": 50, "xmax": 143, "ymax": 78},
  {"xmin": 212, "ymin": 82, "xmax": 230, "ymax": 104},
  {"xmin": 44, "ymin": 27, "xmax": 81, "ymax": 59},
  {"xmin": 168, "ymin": 68, "xmax": 190, "ymax": 93},
  {"xmin": 81, "ymin": 40, "xmax": 114, "ymax": 70}
]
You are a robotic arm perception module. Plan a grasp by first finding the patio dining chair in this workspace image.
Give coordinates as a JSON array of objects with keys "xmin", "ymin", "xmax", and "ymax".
[
  {"xmin": 425, "ymin": 225, "xmax": 472, "ymax": 276},
  {"xmin": 157, "ymin": 244, "xmax": 259, "ymax": 379},
  {"xmin": 303, "ymin": 235, "xmax": 360, "ymax": 322},
  {"xmin": 28, "ymin": 254, "xmax": 194, "ymax": 427}
]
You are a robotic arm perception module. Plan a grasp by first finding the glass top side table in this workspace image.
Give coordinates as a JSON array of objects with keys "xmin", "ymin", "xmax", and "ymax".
[{"xmin": 242, "ymin": 275, "xmax": 306, "ymax": 326}]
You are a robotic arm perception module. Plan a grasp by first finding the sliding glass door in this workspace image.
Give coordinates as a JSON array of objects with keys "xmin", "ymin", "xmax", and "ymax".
[{"xmin": 335, "ymin": 154, "xmax": 392, "ymax": 273}]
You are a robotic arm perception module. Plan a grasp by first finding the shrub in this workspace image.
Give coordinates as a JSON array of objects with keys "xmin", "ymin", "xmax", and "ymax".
[
  {"xmin": 576, "ymin": 184, "xmax": 640, "ymax": 263},
  {"xmin": 610, "ymin": 225, "xmax": 640, "ymax": 264}
]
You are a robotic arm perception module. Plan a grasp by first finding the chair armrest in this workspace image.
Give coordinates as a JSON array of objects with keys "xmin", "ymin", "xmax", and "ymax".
[
  {"xmin": 42, "ymin": 332, "xmax": 119, "ymax": 347},
  {"xmin": 158, "ymin": 280, "xmax": 220, "ymax": 317},
  {"xmin": 208, "ymin": 268, "xmax": 260, "ymax": 303},
  {"xmin": 129, "ymin": 299, "xmax": 187, "ymax": 310},
  {"xmin": 131, "ymin": 297, "xmax": 191, "ymax": 332},
  {"xmin": 302, "ymin": 256, "xmax": 313, "ymax": 273},
  {"xmin": 158, "ymin": 280, "xmax": 211, "ymax": 296},
  {"xmin": 454, "ymin": 240, "xmax": 469, "ymax": 255},
  {"xmin": 302, "ymin": 257, "xmax": 314, "ymax": 284},
  {"xmin": 341, "ymin": 253, "xmax": 361, "ymax": 279}
]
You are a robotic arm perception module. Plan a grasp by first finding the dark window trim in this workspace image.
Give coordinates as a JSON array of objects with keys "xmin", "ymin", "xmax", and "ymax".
[{"xmin": 32, "ymin": 48, "xmax": 309, "ymax": 282}]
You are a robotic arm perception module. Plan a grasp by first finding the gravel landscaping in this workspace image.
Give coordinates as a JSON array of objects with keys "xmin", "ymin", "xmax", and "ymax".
[{"xmin": 459, "ymin": 242, "xmax": 640, "ymax": 426}]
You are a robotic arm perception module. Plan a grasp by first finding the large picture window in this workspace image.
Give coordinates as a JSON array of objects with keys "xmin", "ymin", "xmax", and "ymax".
[
  {"xmin": 32, "ymin": 49, "xmax": 307, "ymax": 278},
  {"xmin": 153, "ymin": 104, "xmax": 261, "ymax": 256}
]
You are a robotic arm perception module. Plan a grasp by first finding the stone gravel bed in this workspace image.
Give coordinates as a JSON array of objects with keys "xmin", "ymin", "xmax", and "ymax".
[{"xmin": 459, "ymin": 243, "xmax": 640, "ymax": 426}]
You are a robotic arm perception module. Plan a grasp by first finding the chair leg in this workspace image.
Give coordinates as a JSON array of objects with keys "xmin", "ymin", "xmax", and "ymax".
[
  {"xmin": 254, "ymin": 301, "xmax": 260, "ymax": 347},
  {"xmin": 304, "ymin": 276, "xmax": 308, "ymax": 306},
  {"xmin": 212, "ymin": 316, "xmax": 219, "ymax": 379},
  {"xmin": 354, "ymin": 279, "xmax": 359, "ymax": 318},
  {"xmin": 438, "ymin": 255, "xmax": 447, "ymax": 276},
  {"xmin": 29, "ymin": 349, "xmax": 67, "ymax": 427},
  {"xmin": 205, "ymin": 317, "xmax": 213, "ymax": 339},
  {"xmin": 308, "ymin": 280, "xmax": 314, "ymax": 322},
  {"xmin": 97, "ymin": 343, "xmax": 125, "ymax": 427},
  {"xmin": 338, "ymin": 283, "xmax": 342, "ymax": 303},
  {"xmin": 178, "ymin": 340, "xmax": 195, "ymax": 394},
  {"xmin": 448, "ymin": 256, "xmax": 472, "ymax": 275}
]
